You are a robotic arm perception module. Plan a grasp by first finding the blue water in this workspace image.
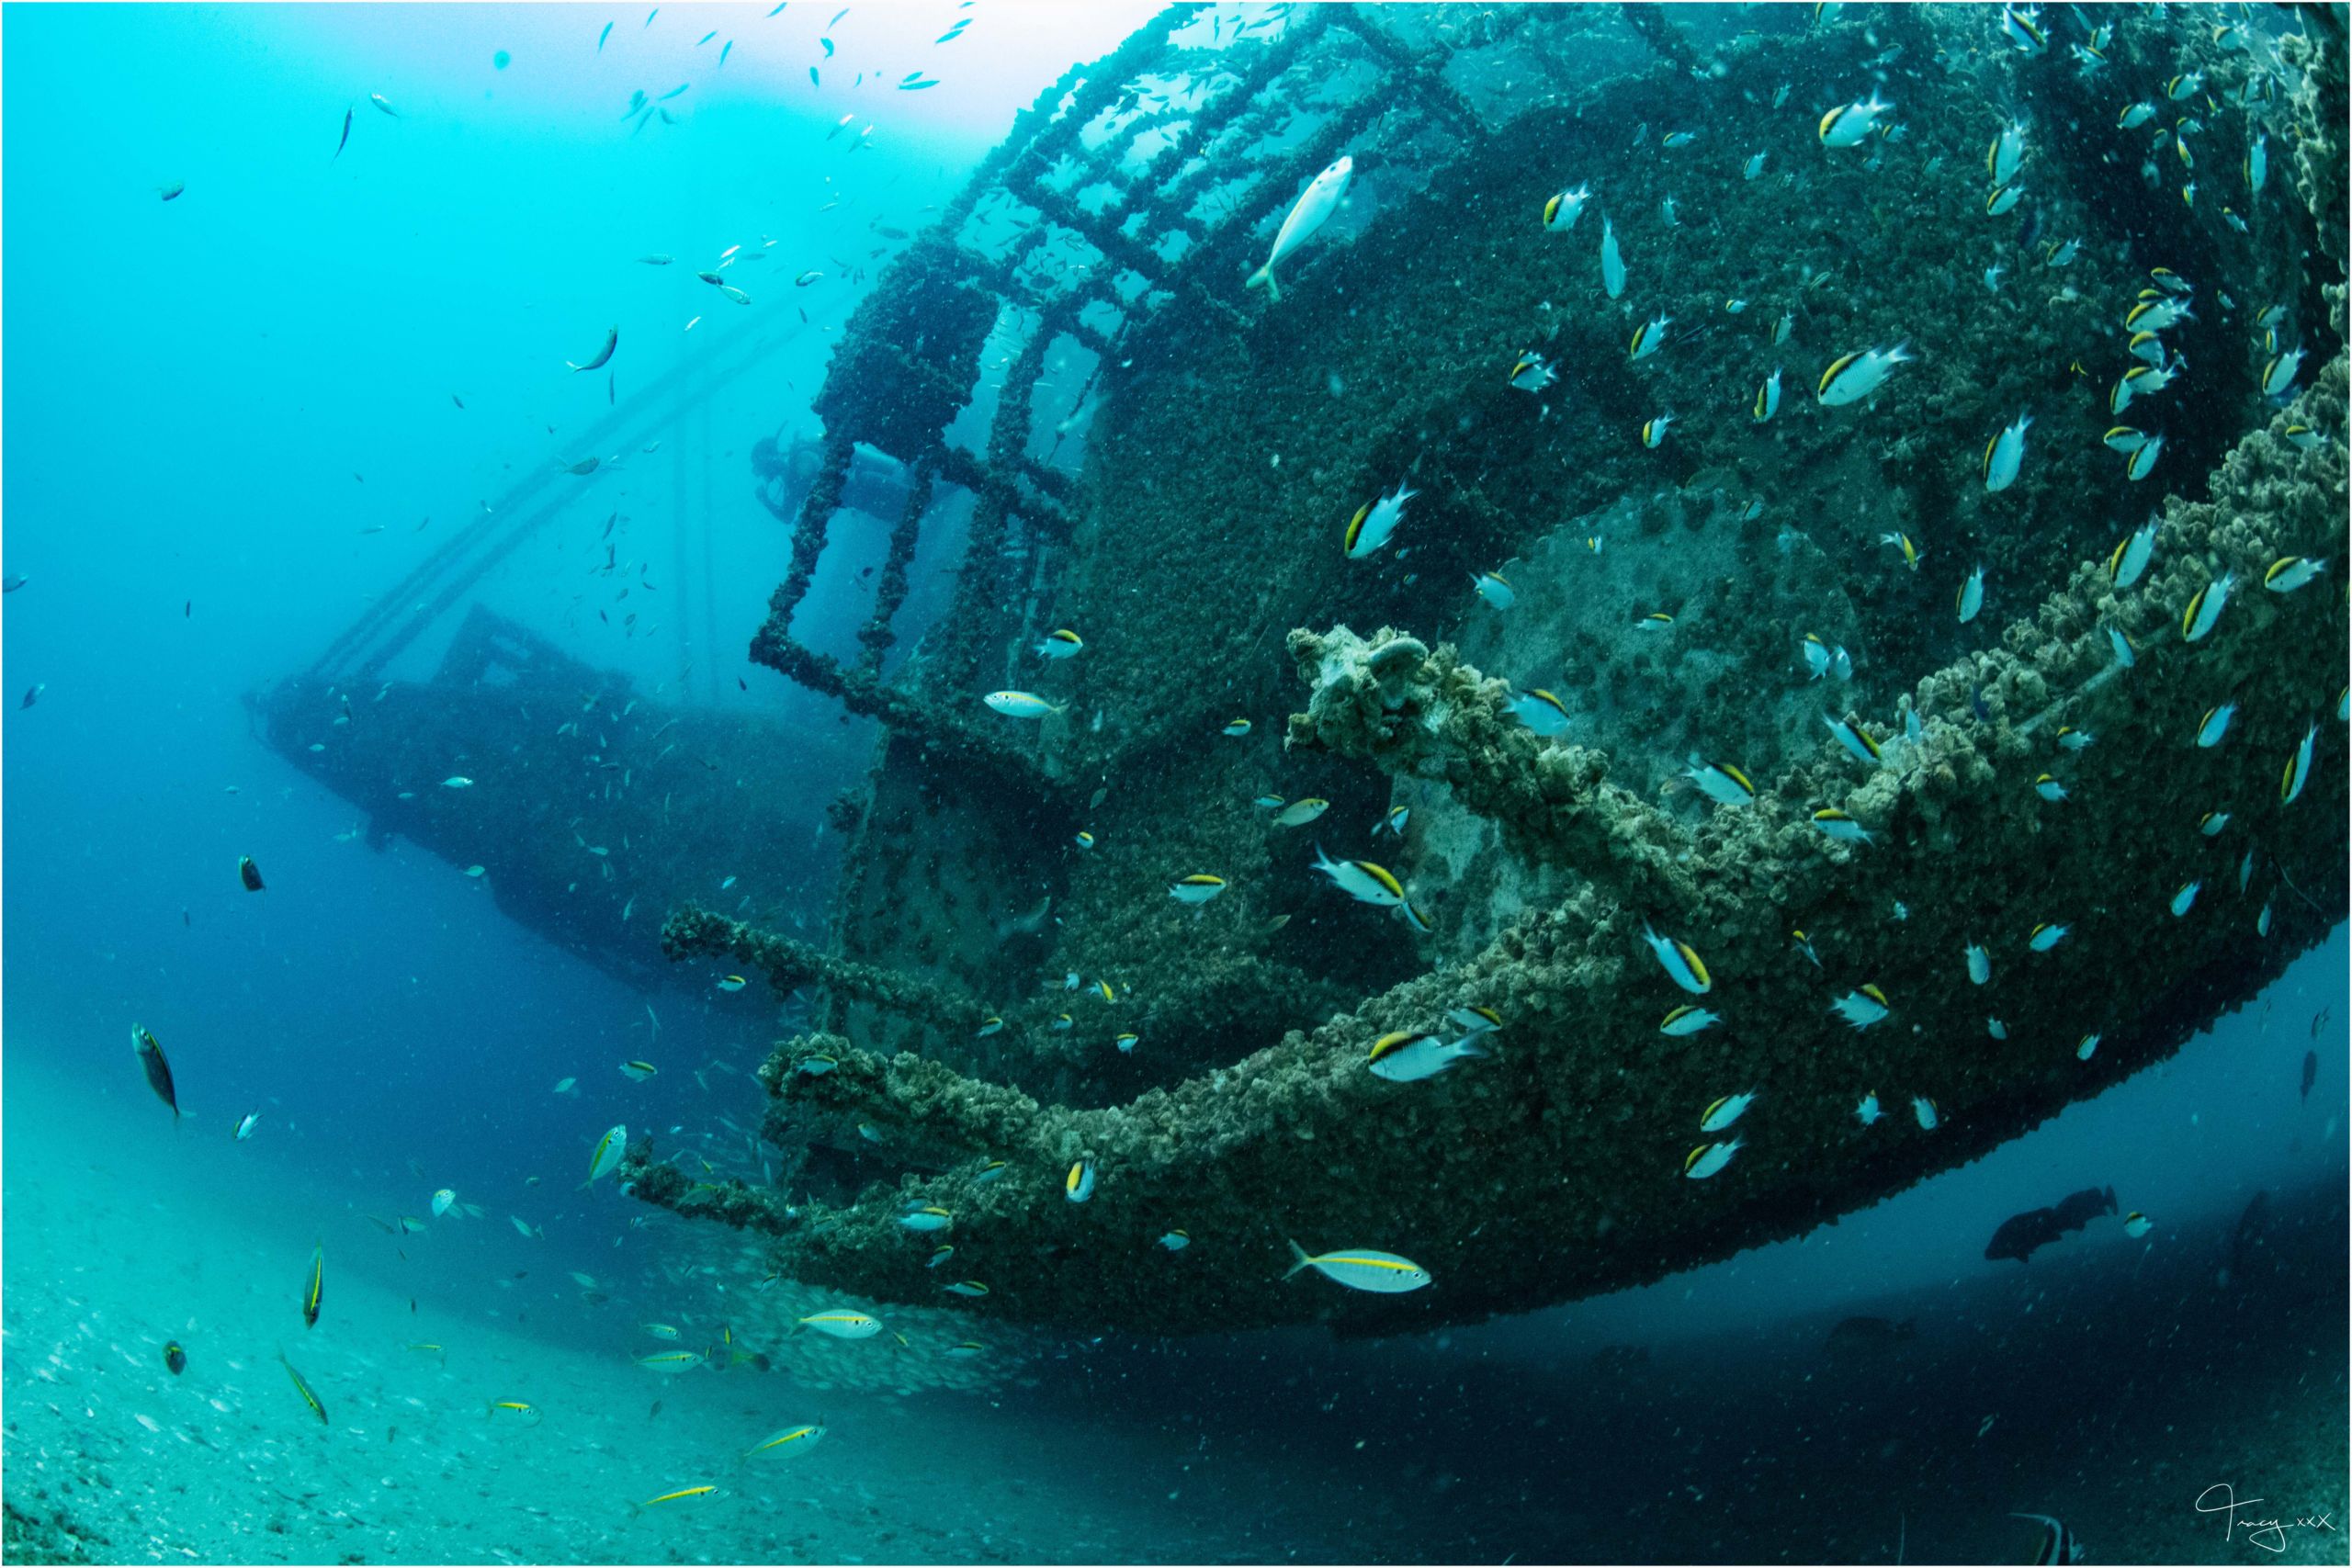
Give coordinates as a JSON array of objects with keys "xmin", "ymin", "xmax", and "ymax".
[{"xmin": 4, "ymin": 5, "xmax": 2347, "ymax": 1563}]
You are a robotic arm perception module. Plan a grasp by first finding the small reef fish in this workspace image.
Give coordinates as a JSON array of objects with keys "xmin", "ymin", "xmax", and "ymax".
[
  {"xmin": 1856, "ymin": 1091, "xmax": 1883, "ymax": 1127},
  {"xmin": 131, "ymin": 1025, "xmax": 179, "ymax": 1122},
  {"xmin": 2123, "ymin": 1213, "xmax": 2153, "ymax": 1239},
  {"xmin": 1378, "ymin": 805, "xmax": 1410, "ymax": 837},
  {"xmin": 1956, "ymin": 564, "xmax": 1985, "ymax": 623},
  {"xmin": 716, "ymin": 975, "xmax": 747, "ymax": 993},
  {"xmin": 984, "ymin": 691, "xmax": 1061, "ymax": 719},
  {"xmin": 1629, "ymin": 314, "xmax": 1672, "ymax": 360},
  {"xmin": 2182, "ymin": 573, "xmax": 2233, "ymax": 642},
  {"xmin": 568, "ymin": 326, "xmax": 618, "ymax": 374},
  {"xmin": 1912, "ymin": 1097, "xmax": 1939, "ymax": 1130},
  {"xmin": 1222, "ymin": 718, "xmax": 1253, "ymax": 737},
  {"xmin": 2109, "ymin": 520, "xmax": 2158, "ymax": 586},
  {"xmin": 1247, "ymin": 154, "xmax": 1352, "ymax": 300},
  {"xmin": 1817, "ymin": 88, "xmax": 1894, "ymax": 148},
  {"xmin": 239, "ymin": 855, "xmax": 266, "ymax": 892},
  {"xmin": 1816, "ymin": 342, "xmax": 1912, "ymax": 405},
  {"xmin": 301, "ymin": 1246, "xmax": 324, "ymax": 1329},
  {"xmin": 1170, "ymin": 874, "xmax": 1227, "ymax": 905},
  {"xmin": 1509, "ymin": 352, "xmax": 1558, "ymax": 392},
  {"xmin": 1823, "ymin": 715, "xmax": 1883, "ymax": 765},
  {"xmin": 636, "ymin": 1350, "xmax": 707, "ymax": 1373},
  {"xmin": 443, "ymin": 775, "xmax": 474, "ymax": 788},
  {"xmin": 1640, "ymin": 924, "xmax": 1713, "ymax": 995},
  {"xmin": 2282, "ymin": 723, "xmax": 2316, "ymax": 805},
  {"xmin": 2029, "ymin": 922, "xmax": 2070, "ymax": 952},
  {"xmin": 233, "ymin": 1110, "xmax": 261, "ymax": 1141},
  {"xmin": 1542, "ymin": 185, "xmax": 1589, "ymax": 231},
  {"xmin": 744, "ymin": 1424, "xmax": 826, "ymax": 1460},
  {"xmin": 1273, "ymin": 798, "xmax": 1329, "ymax": 828},
  {"xmin": 941, "ymin": 1280, "xmax": 989, "ymax": 1298},
  {"xmin": 2201, "ymin": 811, "xmax": 2232, "ymax": 837},
  {"xmin": 1284, "ymin": 1242, "xmax": 1431, "ymax": 1292},
  {"xmin": 588, "ymin": 1123, "xmax": 628, "ymax": 1184},
  {"xmin": 2195, "ymin": 703, "xmax": 2236, "ymax": 749},
  {"xmin": 2263, "ymin": 556, "xmax": 2326, "ymax": 593},
  {"xmin": 432, "ymin": 1188, "xmax": 458, "ymax": 1218},
  {"xmin": 1684, "ymin": 761, "xmax": 1755, "ymax": 807},
  {"xmin": 1035, "ymin": 628, "xmax": 1084, "ymax": 659},
  {"xmin": 1366, "ymin": 1031, "xmax": 1488, "ymax": 1083},
  {"xmin": 619, "ymin": 1059, "xmax": 659, "ymax": 1081},
  {"xmin": 279, "ymin": 1348, "xmax": 329, "ymax": 1426},
  {"xmin": 2124, "ymin": 435, "xmax": 2164, "ymax": 481},
  {"xmin": 486, "ymin": 1400, "xmax": 540, "ymax": 1421},
  {"xmin": 1983, "ymin": 413, "xmax": 2030, "ymax": 491},
  {"xmin": 164, "ymin": 1341, "xmax": 187, "ymax": 1374},
  {"xmin": 1640, "ymin": 414, "xmax": 1674, "ymax": 449},
  {"xmin": 1700, "ymin": 1092, "xmax": 1757, "ymax": 1133},
  {"xmin": 1754, "ymin": 367, "xmax": 1781, "ymax": 422},
  {"xmin": 1159, "ymin": 1230, "xmax": 1190, "ymax": 1251},
  {"xmin": 2078, "ymin": 1032, "xmax": 2104, "ymax": 1059},
  {"xmin": 1965, "ymin": 943, "xmax": 1991, "ymax": 986},
  {"xmin": 797, "ymin": 1311, "xmax": 881, "ymax": 1339},
  {"xmin": 1684, "ymin": 1139, "xmax": 1742, "ymax": 1179},
  {"xmin": 1310, "ymin": 846, "xmax": 1406, "ymax": 908},
  {"xmin": 1508, "ymin": 689, "xmax": 1570, "ymax": 735},
  {"xmin": 1343, "ymin": 482, "xmax": 1418, "ymax": 559},
  {"xmin": 1472, "ymin": 570, "xmax": 1515, "ymax": 608},
  {"xmin": 1600, "ymin": 216, "xmax": 1626, "ymax": 298},
  {"xmin": 2035, "ymin": 774, "xmax": 2068, "ymax": 802},
  {"xmin": 1830, "ymin": 985, "xmax": 1891, "ymax": 1030},
  {"xmin": 1660, "ymin": 1005, "xmax": 1720, "ymax": 1036},
  {"xmin": 635, "ymin": 1486, "xmax": 721, "ymax": 1510},
  {"xmin": 1811, "ymin": 807, "xmax": 1871, "ymax": 843},
  {"xmin": 1065, "ymin": 1159, "xmax": 1097, "ymax": 1202}
]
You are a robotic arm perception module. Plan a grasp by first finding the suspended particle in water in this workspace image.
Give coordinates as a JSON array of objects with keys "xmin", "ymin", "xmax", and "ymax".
[{"xmin": 493, "ymin": 49, "xmax": 511, "ymax": 69}]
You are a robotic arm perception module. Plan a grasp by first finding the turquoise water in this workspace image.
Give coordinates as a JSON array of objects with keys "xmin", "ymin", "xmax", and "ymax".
[{"xmin": 5, "ymin": 3, "xmax": 2349, "ymax": 1563}]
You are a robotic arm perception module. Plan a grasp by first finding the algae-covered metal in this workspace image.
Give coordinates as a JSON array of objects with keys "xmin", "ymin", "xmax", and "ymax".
[{"xmin": 637, "ymin": 5, "xmax": 2344, "ymax": 1331}]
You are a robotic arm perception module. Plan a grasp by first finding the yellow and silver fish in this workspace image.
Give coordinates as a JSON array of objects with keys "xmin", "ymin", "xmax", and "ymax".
[
  {"xmin": 1170, "ymin": 874, "xmax": 1227, "ymax": 905},
  {"xmin": 1817, "ymin": 88, "xmax": 1894, "ymax": 147},
  {"xmin": 1310, "ymin": 846, "xmax": 1405, "ymax": 908},
  {"xmin": 1630, "ymin": 314, "xmax": 1672, "ymax": 360},
  {"xmin": 1366, "ymin": 1031, "xmax": 1488, "ymax": 1083},
  {"xmin": 1983, "ymin": 412, "xmax": 2030, "ymax": 491},
  {"xmin": 1283, "ymin": 1242, "xmax": 1431, "ymax": 1292},
  {"xmin": 1640, "ymin": 413, "xmax": 1675, "ymax": 448},
  {"xmin": 984, "ymin": 691, "xmax": 1062, "ymax": 719},
  {"xmin": 1823, "ymin": 714, "xmax": 1883, "ymax": 765},
  {"xmin": 1683, "ymin": 1138, "xmax": 1743, "ymax": 1179},
  {"xmin": 2124, "ymin": 434, "xmax": 2165, "ymax": 481},
  {"xmin": 1600, "ymin": 217, "xmax": 1626, "ymax": 299},
  {"xmin": 795, "ymin": 1311, "xmax": 881, "ymax": 1339},
  {"xmin": 587, "ymin": 1123, "xmax": 628, "ymax": 1185},
  {"xmin": 1640, "ymin": 923, "xmax": 1713, "ymax": 995},
  {"xmin": 1507, "ymin": 689, "xmax": 1570, "ymax": 736},
  {"xmin": 2181, "ymin": 571, "xmax": 2233, "ymax": 641},
  {"xmin": 1754, "ymin": 367, "xmax": 1782, "ymax": 423},
  {"xmin": 1543, "ymin": 184, "xmax": 1590, "ymax": 231},
  {"xmin": 1817, "ymin": 342, "xmax": 1912, "ymax": 405},
  {"xmin": 1683, "ymin": 761, "xmax": 1755, "ymax": 807},
  {"xmin": 1065, "ymin": 1159, "xmax": 1096, "ymax": 1202},
  {"xmin": 1700, "ymin": 1091, "xmax": 1758, "ymax": 1133},
  {"xmin": 1829, "ymin": 984, "xmax": 1891, "ymax": 1030},
  {"xmin": 1660, "ymin": 1005, "xmax": 1721, "ymax": 1036},
  {"xmin": 2109, "ymin": 519, "xmax": 2158, "ymax": 587},
  {"xmin": 1035, "ymin": 627, "xmax": 1084, "ymax": 660},
  {"xmin": 2262, "ymin": 555, "xmax": 2325, "ymax": 593},
  {"xmin": 1956, "ymin": 564, "xmax": 1985, "ymax": 623},
  {"xmin": 2281, "ymin": 723, "xmax": 2316, "ymax": 805},
  {"xmin": 743, "ymin": 1423, "xmax": 826, "ymax": 1461},
  {"xmin": 1273, "ymin": 797, "xmax": 1330, "ymax": 827}
]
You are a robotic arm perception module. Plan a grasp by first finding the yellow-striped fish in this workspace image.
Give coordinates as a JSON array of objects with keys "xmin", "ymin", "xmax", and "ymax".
[
  {"xmin": 743, "ymin": 1422, "xmax": 827, "ymax": 1461},
  {"xmin": 634, "ymin": 1483, "xmax": 722, "ymax": 1510},
  {"xmin": 279, "ymin": 1348, "xmax": 329, "ymax": 1426},
  {"xmin": 1283, "ymin": 1241, "xmax": 1431, "ymax": 1292},
  {"xmin": 301, "ymin": 1245, "xmax": 324, "ymax": 1330}
]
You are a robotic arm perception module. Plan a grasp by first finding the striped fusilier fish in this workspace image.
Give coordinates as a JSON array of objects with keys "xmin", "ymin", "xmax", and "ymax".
[{"xmin": 1284, "ymin": 1242, "xmax": 1431, "ymax": 1293}]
